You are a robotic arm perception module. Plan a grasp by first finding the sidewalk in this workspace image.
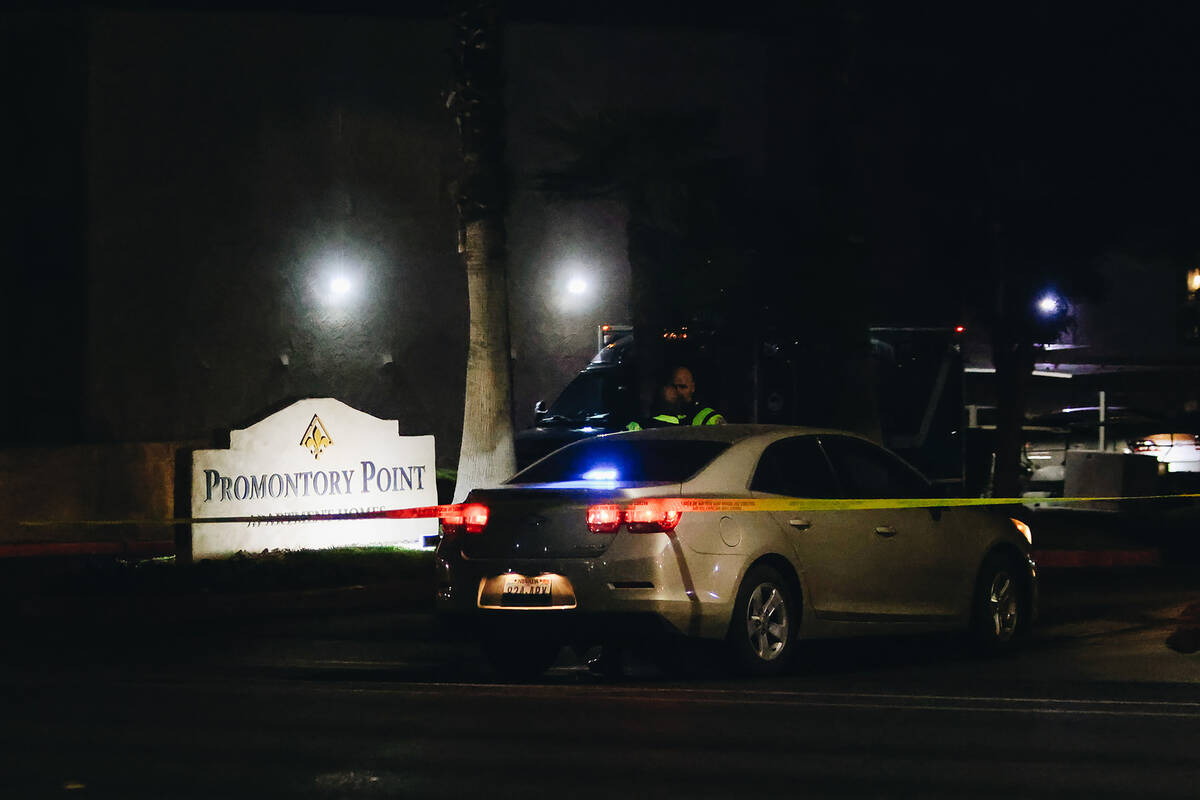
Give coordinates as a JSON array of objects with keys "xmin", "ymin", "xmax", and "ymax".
[
  {"xmin": 9, "ymin": 579, "xmax": 432, "ymax": 626},
  {"xmin": 2, "ymin": 548, "xmax": 434, "ymax": 628}
]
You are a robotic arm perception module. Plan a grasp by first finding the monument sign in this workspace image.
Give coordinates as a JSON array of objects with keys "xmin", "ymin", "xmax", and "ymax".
[{"xmin": 191, "ymin": 398, "xmax": 436, "ymax": 558}]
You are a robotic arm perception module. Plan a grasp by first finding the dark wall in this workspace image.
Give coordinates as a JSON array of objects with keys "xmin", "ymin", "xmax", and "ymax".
[
  {"xmin": 84, "ymin": 11, "xmax": 467, "ymax": 462},
  {"xmin": 11, "ymin": 8, "xmax": 771, "ymax": 459},
  {"xmin": 503, "ymin": 23, "xmax": 767, "ymax": 427},
  {"xmin": 2, "ymin": 10, "xmax": 88, "ymax": 445}
]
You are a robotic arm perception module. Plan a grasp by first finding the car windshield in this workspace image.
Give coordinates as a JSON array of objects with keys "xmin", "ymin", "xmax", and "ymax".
[
  {"xmin": 547, "ymin": 372, "xmax": 611, "ymax": 420},
  {"xmin": 509, "ymin": 439, "xmax": 730, "ymax": 485}
]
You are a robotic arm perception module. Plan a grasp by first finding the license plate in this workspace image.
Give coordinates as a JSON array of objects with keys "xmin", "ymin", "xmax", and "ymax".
[
  {"xmin": 502, "ymin": 575, "xmax": 552, "ymax": 597},
  {"xmin": 478, "ymin": 573, "xmax": 576, "ymax": 610}
]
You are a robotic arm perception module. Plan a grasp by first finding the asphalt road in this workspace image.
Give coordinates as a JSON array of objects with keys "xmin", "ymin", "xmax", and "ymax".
[{"xmin": 4, "ymin": 568, "xmax": 1199, "ymax": 798}]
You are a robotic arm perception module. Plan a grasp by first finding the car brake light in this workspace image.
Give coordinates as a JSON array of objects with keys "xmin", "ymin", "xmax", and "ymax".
[
  {"xmin": 440, "ymin": 508, "xmax": 463, "ymax": 535},
  {"xmin": 586, "ymin": 504, "xmax": 622, "ymax": 533},
  {"xmin": 441, "ymin": 503, "xmax": 489, "ymax": 535},
  {"xmin": 624, "ymin": 500, "xmax": 682, "ymax": 533},
  {"xmin": 462, "ymin": 503, "xmax": 489, "ymax": 534}
]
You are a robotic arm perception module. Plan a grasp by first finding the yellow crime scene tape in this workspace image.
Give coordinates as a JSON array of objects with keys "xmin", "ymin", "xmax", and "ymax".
[{"xmin": 15, "ymin": 493, "xmax": 1200, "ymax": 528}]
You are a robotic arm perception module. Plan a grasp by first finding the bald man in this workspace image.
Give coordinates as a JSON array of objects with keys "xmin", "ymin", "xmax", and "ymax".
[{"xmin": 669, "ymin": 366, "xmax": 726, "ymax": 426}]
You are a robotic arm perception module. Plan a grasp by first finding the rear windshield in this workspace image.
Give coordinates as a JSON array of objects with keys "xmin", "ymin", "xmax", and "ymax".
[{"xmin": 509, "ymin": 439, "xmax": 730, "ymax": 485}]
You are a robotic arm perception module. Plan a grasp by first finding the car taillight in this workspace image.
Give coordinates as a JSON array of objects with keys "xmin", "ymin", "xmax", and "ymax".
[
  {"xmin": 462, "ymin": 503, "xmax": 489, "ymax": 534},
  {"xmin": 442, "ymin": 503, "xmax": 489, "ymax": 535},
  {"xmin": 586, "ymin": 504, "xmax": 622, "ymax": 533},
  {"xmin": 441, "ymin": 508, "xmax": 463, "ymax": 535},
  {"xmin": 623, "ymin": 500, "xmax": 682, "ymax": 533}
]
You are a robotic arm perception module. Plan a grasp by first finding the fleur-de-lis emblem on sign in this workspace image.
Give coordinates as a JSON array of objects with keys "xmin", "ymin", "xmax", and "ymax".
[{"xmin": 300, "ymin": 415, "xmax": 333, "ymax": 460}]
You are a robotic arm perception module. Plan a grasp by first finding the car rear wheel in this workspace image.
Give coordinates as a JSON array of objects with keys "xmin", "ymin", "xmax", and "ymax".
[
  {"xmin": 971, "ymin": 554, "xmax": 1030, "ymax": 653},
  {"xmin": 727, "ymin": 564, "xmax": 797, "ymax": 676},
  {"xmin": 482, "ymin": 638, "xmax": 561, "ymax": 681}
]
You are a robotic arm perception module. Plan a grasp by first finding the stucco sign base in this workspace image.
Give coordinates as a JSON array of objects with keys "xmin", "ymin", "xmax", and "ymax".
[{"xmin": 191, "ymin": 398, "xmax": 436, "ymax": 558}]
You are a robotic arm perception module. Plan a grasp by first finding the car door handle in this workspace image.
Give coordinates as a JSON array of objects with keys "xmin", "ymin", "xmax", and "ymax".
[
  {"xmin": 874, "ymin": 526, "xmax": 897, "ymax": 537},
  {"xmin": 788, "ymin": 519, "xmax": 812, "ymax": 531}
]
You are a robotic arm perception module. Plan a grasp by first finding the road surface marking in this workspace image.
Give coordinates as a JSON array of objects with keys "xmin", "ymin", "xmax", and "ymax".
[{"xmin": 295, "ymin": 681, "xmax": 1200, "ymax": 719}]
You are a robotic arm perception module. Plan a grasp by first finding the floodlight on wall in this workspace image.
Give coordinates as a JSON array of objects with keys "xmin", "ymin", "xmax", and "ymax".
[
  {"xmin": 312, "ymin": 253, "xmax": 363, "ymax": 312},
  {"xmin": 1036, "ymin": 293, "xmax": 1062, "ymax": 316},
  {"xmin": 555, "ymin": 258, "xmax": 602, "ymax": 314}
]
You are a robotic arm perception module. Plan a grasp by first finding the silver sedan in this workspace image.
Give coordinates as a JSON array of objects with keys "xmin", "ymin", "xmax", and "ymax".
[{"xmin": 435, "ymin": 425, "xmax": 1037, "ymax": 678}]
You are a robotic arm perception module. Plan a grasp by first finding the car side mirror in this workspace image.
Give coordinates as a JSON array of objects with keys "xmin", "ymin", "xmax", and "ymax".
[{"xmin": 534, "ymin": 400, "xmax": 548, "ymax": 424}]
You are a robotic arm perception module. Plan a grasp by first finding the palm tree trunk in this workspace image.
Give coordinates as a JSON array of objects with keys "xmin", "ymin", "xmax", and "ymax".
[
  {"xmin": 454, "ymin": 215, "xmax": 516, "ymax": 500},
  {"xmin": 450, "ymin": 0, "xmax": 515, "ymax": 501}
]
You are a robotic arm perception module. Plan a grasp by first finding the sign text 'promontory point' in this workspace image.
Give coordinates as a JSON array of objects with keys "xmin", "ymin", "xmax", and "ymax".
[{"xmin": 202, "ymin": 461, "xmax": 426, "ymax": 503}]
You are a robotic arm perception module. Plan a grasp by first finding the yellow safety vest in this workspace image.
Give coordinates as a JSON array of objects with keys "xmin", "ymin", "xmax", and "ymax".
[
  {"xmin": 690, "ymin": 407, "xmax": 726, "ymax": 425},
  {"xmin": 626, "ymin": 414, "xmax": 683, "ymax": 431}
]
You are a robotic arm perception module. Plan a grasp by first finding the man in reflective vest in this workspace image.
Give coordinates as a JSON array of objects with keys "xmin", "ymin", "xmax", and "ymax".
[
  {"xmin": 626, "ymin": 365, "xmax": 726, "ymax": 430},
  {"xmin": 626, "ymin": 376, "xmax": 684, "ymax": 430},
  {"xmin": 669, "ymin": 365, "xmax": 726, "ymax": 426}
]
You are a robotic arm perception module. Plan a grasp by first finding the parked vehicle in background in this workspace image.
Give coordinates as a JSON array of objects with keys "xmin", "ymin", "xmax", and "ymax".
[
  {"xmin": 514, "ymin": 333, "xmax": 638, "ymax": 469},
  {"xmin": 1129, "ymin": 433, "xmax": 1200, "ymax": 472},
  {"xmin": 437, "ymin": 424, "xmax": 1037, "ymax": 679},
  {"xmin": 516, "ymin": 326, "xmax": 967, "ymax": 489}
]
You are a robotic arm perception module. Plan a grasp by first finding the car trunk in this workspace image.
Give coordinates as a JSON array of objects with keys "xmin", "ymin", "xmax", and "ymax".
[{"xmin": 458, "ymin": 484, "xmax": 679, "ymax": 560}]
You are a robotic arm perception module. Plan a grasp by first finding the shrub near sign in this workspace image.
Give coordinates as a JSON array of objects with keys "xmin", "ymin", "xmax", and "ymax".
[{"xmin": 190, "ymin": 398, "xmax": 437, "ymax": 558}]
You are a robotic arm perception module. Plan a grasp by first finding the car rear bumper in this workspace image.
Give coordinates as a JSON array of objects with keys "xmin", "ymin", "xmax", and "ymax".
[{"xmin": 434, "ymin": 537, "xmax": 740, "ymax": 641}]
